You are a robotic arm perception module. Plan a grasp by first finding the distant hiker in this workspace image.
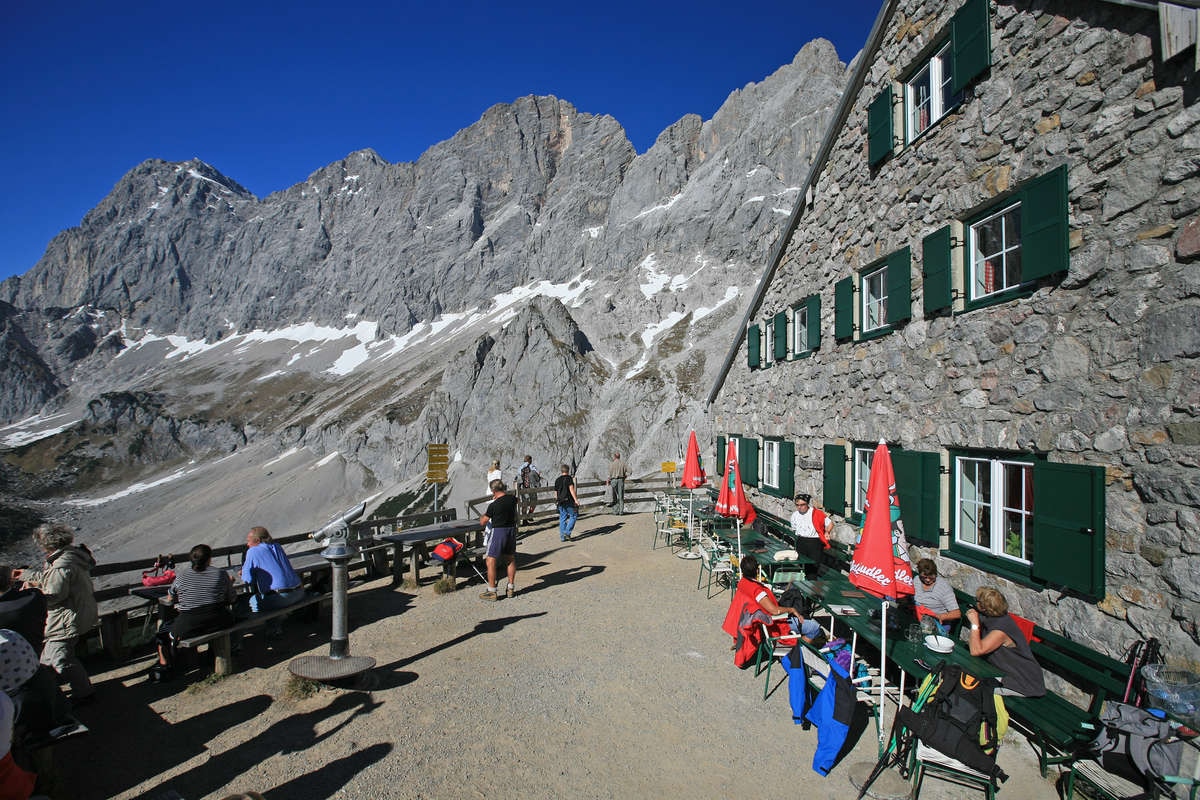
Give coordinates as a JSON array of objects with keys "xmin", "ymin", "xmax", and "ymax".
[
  {"xmin": 15, "ymin": 523, "xmax": 97, "ymax": 704},
  {"xmin": 479, "ymin": 480, "xmax": 518, "ymax": 601},
  {"xmin": 607, "ymin": 452, "xmax": 629, "ymax": 515},
  {"xmin": 486, "ymin": 459, "xmax": 502, "ymax": 496},
  {"xmin": 516, "ymin": 455, "xmax": 542, "ymax": 517},
  {"xmin": 554, "ymin": 464, "xmax": 580, "ymax": 542}
]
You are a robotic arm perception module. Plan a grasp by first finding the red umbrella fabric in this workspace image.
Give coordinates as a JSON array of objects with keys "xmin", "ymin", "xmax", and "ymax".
[
  {"xmin": 680, "ymin": 430, "xmax": 706, "ymax": 489},
  {"xmin": 715, "ymin": 439, "xmax": 756, "ymax": 526},
  {"xmin": 849, "ymin": 440, "xmax": 914, "ymax": 600}
]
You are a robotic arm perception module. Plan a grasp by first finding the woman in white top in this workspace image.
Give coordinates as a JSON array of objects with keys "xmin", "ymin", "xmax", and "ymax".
[{"xmin": 486, "ymin": 460, "xmax": 502, "ymax": 494}]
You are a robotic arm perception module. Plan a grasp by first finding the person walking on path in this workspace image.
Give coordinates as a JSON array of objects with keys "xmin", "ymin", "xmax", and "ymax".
[
  {"xmin": 517, "ymin": 455, "xmax": 542, "ymax": 517},
  {"xmin": 479, "ymin": 480, "xmax": 519, "ymax": 600},
  {"xmin": 486, "ymin": 460, "xmax": 502, "ymax": 496},
  {"xmin": 14, "ymin": 523, "xmax": 97, "ymax": 703},
  {"xmin": 554, "ymin": 464, "xmax": 580, "ymax": 542},
  {"xmin": 607, "ymin": 452, "xmax": 629, "ymax": 515}
]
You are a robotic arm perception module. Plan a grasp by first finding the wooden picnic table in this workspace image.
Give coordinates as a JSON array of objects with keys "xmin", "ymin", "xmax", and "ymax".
[
  {"xmin": 790, "ymin": 573, "xmax": 1000, "ymax": 698},
  {"xmin": 374, "ymin": 518, "xmax": 484, "ymax": 586}
]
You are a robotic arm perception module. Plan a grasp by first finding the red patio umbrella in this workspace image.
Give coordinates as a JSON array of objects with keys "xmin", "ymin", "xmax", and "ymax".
[
  {"xmin": 715, "ymin": 439, "xmax": 757, "ymax": 563},
  {"xmin": 848, "ymin": 439, "xmax": 915, "ymax": 745}
]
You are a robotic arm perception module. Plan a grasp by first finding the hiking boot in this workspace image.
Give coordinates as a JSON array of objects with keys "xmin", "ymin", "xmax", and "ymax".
[
  {"xmin": 479, "ymin": 590, "xmax": 498, "ymax": 601},
  {"xmin": 506, "ymin": 585, "xmax": 514, "ymax": 598}
]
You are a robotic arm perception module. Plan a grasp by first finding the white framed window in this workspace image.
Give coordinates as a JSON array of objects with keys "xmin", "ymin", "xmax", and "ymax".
[
  {"xmin": 763, "ymin": 319, "xmax": 775, "ymax": 366},
  {"xmin": 954, "ymin": 455, "xmax": 1034, "ymax": 562},
  {"xmin": 793, "ymin": 305, "xmax": 809, "ymax": 355},
  {"xmin": 862, "ymin": 265, "xmax": 888, "ymax": 333},
  {"xmin": 852, "ymin": 445, "xmax": 875, "ymax": 517},
  {"xmin": 905, "ymin": 42, "xmax": 960, "ymax": 142},
  {"xmin": 969, "ymin": 202, "xmax": 1022, "ymax": 300},
  {"xmin": 763, "ymin": 440, "xmax": 781, "ymax": 490}
]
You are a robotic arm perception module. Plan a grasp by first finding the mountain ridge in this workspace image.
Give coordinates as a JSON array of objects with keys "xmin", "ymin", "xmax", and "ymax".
[{"xmin": 0, "ymin": 38, "xmax": 850, "ymax": 559}]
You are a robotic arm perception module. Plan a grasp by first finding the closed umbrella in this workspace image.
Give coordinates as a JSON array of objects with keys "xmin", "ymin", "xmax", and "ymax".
[
  {"xmin": 715, "ymin": 439, "xmax": 757, "ymax": 564},
  {"xmin": 678, "ymin": 430, "xmax": 708, "ymax": 556},
  {"xmin": 848, "ymin": 439, "xmax": 915, "ymax": 746}
]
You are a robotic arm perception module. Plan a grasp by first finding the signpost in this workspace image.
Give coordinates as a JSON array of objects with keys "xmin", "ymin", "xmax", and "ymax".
[
  {"xmin": 427, "ymin": 443, "xmax": 450, "ymax": 511},
  {"xmin": 662, "ymin": 461, "xmax": 677, "ymax": 489}
]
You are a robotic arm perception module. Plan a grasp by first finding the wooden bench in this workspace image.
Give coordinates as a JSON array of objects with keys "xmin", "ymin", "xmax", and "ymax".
[
  {"xmin": 947, "ymin": 587, "xmax": 1134, "ymax": 777},
  {"xmin": 1005, "ymin": 626, "xmax": 1134, "ymax": 776},
  {"xmin": 176, "ymin": 591, "xmax": 330, "ymax": 676}
]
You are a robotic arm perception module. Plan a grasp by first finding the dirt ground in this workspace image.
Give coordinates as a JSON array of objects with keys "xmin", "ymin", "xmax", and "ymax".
[{"xmin": 42, "ymin": 511, "xmax": 1060, "ymax": 799}]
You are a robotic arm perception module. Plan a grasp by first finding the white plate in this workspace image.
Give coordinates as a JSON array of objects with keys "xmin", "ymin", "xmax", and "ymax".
[{"xmin": 924, "ymin": 634, "xmax": 955, "ymax": 653}]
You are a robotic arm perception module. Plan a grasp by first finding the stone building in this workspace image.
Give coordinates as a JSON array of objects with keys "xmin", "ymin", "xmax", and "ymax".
[{"xmin": 706, "ymin": 0, "xmax": 1200, "ymax": 667}]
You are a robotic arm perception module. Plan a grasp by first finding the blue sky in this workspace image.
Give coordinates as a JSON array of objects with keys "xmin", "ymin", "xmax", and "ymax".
[{"xmin": 0, "ymin": 0, "xmax": 880, "ymax": 284}]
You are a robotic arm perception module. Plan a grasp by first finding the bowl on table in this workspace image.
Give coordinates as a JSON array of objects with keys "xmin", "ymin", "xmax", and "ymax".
[{"xmin": 924, "ymin": 634, "xmax": 955, "ymax": 654}]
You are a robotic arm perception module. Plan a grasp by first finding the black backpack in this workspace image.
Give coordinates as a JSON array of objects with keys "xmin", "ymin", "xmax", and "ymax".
[{"xmin": 898, "ymin": 664, "xmax": 1009, "ymax": 785}]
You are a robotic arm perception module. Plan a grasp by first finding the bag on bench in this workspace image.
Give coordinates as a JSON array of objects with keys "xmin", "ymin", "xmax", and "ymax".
[
  {"xmin": 1075, "ymin": 700, "xmax": 1182, "ymax": 791},
  {"xmin": 429, "ymin": 538, "xmax": 464, "ymax": 563}
]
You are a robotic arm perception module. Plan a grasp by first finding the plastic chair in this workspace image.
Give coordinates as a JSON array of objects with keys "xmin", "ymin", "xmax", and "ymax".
[
  {"xmin": 754, "ymin": 620, "xmax": 800, "ymax": 701},
  {"xmin": 696, "ymin": 534, "xmax": 734, "ymax": 598},
  {"xmin": 911, "ymin": 741, "xmax": 999, "ymax": 799}
]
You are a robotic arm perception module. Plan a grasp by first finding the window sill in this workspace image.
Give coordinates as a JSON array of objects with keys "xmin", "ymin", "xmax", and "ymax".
[
  {"xmin": 963, "ymin": 284, "xmax": 1034, "ymax": 313},
  {"xmin": 858, "ymin": 326, "xmax": 893, "ymax": 342},
  {"xmin": 943, "ymin": 543, "xmax": 1039, "ymax": 588}
]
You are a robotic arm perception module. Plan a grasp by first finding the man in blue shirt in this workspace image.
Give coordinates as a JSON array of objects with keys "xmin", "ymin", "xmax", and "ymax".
[{"xmin": 242, "ymin": 527, "xmax": 306, "ymax": 615}]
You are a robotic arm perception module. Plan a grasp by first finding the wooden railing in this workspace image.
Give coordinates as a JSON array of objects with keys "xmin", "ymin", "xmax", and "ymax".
[{"xmin": 464, "ymin": 475, "xmax": 673, "ymax": 521}]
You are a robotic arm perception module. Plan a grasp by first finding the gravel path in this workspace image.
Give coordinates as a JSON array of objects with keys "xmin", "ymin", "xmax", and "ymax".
[{"xmin": 49, "ymin": 511, "xmax": 1058, "ymax": 799}]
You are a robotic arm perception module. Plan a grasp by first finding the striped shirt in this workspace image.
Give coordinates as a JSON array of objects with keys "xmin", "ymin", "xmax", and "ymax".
[{"xmin": 168, "ymin": 565, "xmax": 234, "ymax": 611}]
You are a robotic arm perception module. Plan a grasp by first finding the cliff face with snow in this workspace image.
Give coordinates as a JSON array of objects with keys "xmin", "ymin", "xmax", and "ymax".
[{"xmin": 0, "ymin": 41, "xmax": 848, "ymax": 558}]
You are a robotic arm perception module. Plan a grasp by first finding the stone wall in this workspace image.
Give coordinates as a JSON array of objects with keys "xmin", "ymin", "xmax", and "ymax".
[{"xmin": 709, "ymin": 0, "xmax": 1200, "ymax": 666}]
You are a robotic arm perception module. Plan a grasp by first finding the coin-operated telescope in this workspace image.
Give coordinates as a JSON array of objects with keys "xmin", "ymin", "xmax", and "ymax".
[
  {"xmin": 289, "ymin": 501, "xmax": 375, "ymax": 684},
  {"xmin": 311, "ymin": 502, "xmax": 366, "ymax": 559}
]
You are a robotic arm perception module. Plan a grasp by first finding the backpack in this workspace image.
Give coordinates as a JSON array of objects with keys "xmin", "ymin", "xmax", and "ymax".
[
  {"xmin": 1078, "ymin": 700, "xmax": 1182, "ymax": 791},
  {"xmin": 898, "ymin": 664, "xmax": 1009, "ymax": 784}
]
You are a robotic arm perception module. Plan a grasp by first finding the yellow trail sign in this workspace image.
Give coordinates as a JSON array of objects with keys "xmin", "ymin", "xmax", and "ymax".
[{"xmin": 427, "ymin": 443, "xmax": 450, "ymax": 483}]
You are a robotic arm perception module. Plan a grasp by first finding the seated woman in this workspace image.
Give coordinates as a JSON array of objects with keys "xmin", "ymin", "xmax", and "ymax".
[
  {"xmin": 723, "ymin": 555, "xmax": 820, "ymax": 668},
  {"xmin": 151, "ymin": 544, "xmax": 235, "ymax": 681},
  {"xmin": 965, "ymin": 586, "xmax": 1046, "ymax": 697}
]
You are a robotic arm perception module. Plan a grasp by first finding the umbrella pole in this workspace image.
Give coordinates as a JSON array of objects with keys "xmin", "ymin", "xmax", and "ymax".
[
  {"xmin": 736, "ymin": 518, "xmax": 742, "ymax": 563},
  {"xmin": 878, "ymin": 601, "xmax": 888, "ymax": 750}
]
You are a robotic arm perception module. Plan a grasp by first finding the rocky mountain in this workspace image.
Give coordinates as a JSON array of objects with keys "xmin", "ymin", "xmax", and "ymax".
[{"xmin": 0, "ymin": 40, "xmax": 849, "ymax": 560}]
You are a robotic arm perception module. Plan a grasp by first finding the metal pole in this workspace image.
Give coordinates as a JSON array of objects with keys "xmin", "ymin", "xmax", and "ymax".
[{"xmin": 329, "ymin": 554, "xmax": 349, "ymax": 659}]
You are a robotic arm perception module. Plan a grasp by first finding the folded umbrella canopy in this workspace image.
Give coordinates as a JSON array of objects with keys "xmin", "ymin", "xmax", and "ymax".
[
  {"xmin": 849, "ymin": 439, "xmax": 915, "ymax": 746},
  {"xmin": 715, "ymin": 438, "xmax": 757, "ymax": 563}
]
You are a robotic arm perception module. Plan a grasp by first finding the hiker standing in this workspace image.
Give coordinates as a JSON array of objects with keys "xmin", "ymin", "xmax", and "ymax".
[{"xmin": 607, "ymin": 452, "xmax": 629, "ymax": 515}]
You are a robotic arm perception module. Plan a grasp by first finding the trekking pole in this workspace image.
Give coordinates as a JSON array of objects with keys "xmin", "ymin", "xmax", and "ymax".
[{"xmin": 1123, "ymin": 639, "xmax": 1145, "ymax": 704}]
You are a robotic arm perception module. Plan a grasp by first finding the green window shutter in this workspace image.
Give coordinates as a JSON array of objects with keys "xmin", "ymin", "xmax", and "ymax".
[
  {"xmin": 773, "ymin": 311, "xmax": 789, "ymax": 361},
  {"xmin": 922, "ymin": 225, "xmax": 954, "ymax": 316},
  {"xmin": 1020, "ymin": 165, "xmax": 1070, "ymax": 282},
  {"xmin": 834, "ymin": 277, "xmax": 854, "ymax": 340},
  {"xmin": 892, "ymin": 449, "xmax": 941, "ymax": 547},
  {"xmin": 1031, "ymin": 461, "xmax": 1105, "ymax": 598},
  {"xmin": 779, "ymin": 440, "xmax": 795, "ymax": 498},
  {"xmin": 886, "ymin": 246, "xmax": 912, "ymax": 325},
  {"xmin": 822, "ymin": 443, "xmax": 848, "ymax": 516},
  {"xmin": 716, "ymin": 436, "xmax": 726, "ymax": 476},
  {"xmin": 747, "ymin": 323, "xmax": 761, "ymax": 369},
  {"xmin": 951, "ymin": 0, "xmax": 992, "ymax": 94},
  {"xmin": 807, "ymin": 294, "xmax": 822, "ymax": 351},
  {"xmin": 867, "ymin": 86, "xmax": 894, "ymax": 166},
  {"xmin": 740, "ymin": 438, "xmax": 759, "ymax": 487}
]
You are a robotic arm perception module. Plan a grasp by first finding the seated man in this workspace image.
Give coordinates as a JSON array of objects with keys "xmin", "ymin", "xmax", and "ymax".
[
  {"xmin": 0, "ymin": 628, "xmax": 73, "ymax": 747},
  {"xmin": 912, "ymin": 558, "xmax": 961, "ymax": 633},
  {"xmin": 241, "ymin": 527, "xmax": 306, "ymax": 614}
]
